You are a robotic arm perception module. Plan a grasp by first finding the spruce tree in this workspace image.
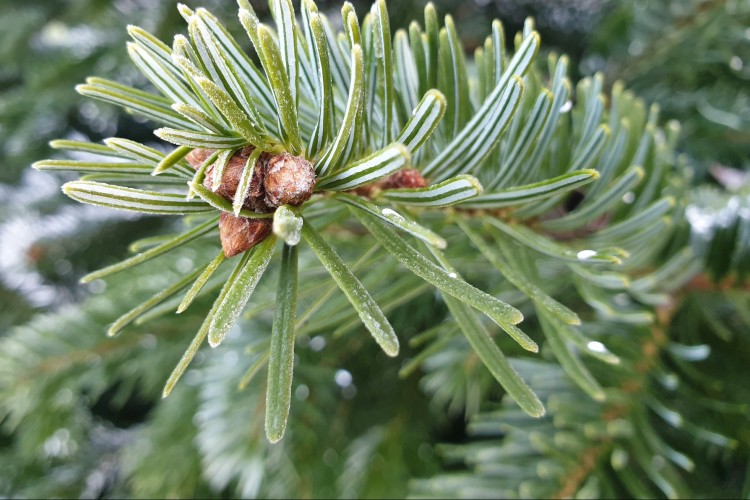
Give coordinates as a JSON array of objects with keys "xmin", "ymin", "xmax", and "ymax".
[{"xmin": 1, "ymin": 0, "xmax": 748, "ymax": 497}]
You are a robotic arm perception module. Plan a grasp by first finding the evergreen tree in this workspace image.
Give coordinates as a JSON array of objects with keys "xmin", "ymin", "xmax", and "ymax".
[{"xmin": 1, "ymin": 1, "xmax": 748, "ymax": 498}]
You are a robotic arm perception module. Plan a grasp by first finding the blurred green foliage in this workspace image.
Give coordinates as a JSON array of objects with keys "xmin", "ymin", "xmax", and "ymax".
[{"xmin": 586, "ymin": 0, "xmax": 750, "ymax": 173}]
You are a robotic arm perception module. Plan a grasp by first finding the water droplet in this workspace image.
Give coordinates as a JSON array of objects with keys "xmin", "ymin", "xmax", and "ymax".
[
  {"xmin": 611, "ymin": 448, "xmax": 629, "ymax": 469},
  {"xmin": 54, "ymin": 389, "xmax": 74, "ymax": 406},
  {"xmin": 586, "ymin": 341, "xmax": 606, "ymax": 353},
  {"xmin": 42, "ymin": 428, "xmax": 74, "ymax": 458},
  {"xmin": 622, "ymin": 191, "xmax": 635, "ymax": 204},
  {"xmin": 447, "ymin": 272, "xmax": 458, "ymax": 279},
  {"xmin": 628, "ymin": 40, "xmax": 644, "ymax": 56},
  {"xmin": 223, "ymin": 350, "xmax": 238, "ymax": 366},
  {"xmin": 273, "ymin": 205, "xmax": 303, "ymax": 246},
  {"xmin": 559, "ymin": 100, "xmax": 573, "ymax": 113},
  {"xmin": 140, "ymin": 334, "xmax": 158, "ymax": 349},
  {"xmin": 295, "ymin": 384, "xmax": 310, "ymax": 400},
  {"xmin": 176, "ymin": 257, "xmax": 194, "ymax": 273},
  {"xmin": 334, "ymin": 369, "xmax": 353, "ymax": 387},
  {"xmin": 309, "ymin": 335, "xmax": 326, "ymax": 352},
  {"xmin": 54, "ymin": 259, "xmax": 72, "ymax": 276},
  {"xmin": 577, "ymin": 250, "xmax": 597, "ymax": 260},
  {"xmin": 342, "ymin": 384, "xmax": 357, "ymax": 399},
  {"xmin": 661, "ymin": 373, "xmax": 679, "ymax": 390},
  {"xmin": 88, "ymin": 279, "xmax": 106, "ymax": 294},
  {"xmin": 381, "ymin": 208, "xmax": 404, "ymax": 221},
  {"xmin": 729, "ymin": 56, "xmax": 743, "ymax": 71}
]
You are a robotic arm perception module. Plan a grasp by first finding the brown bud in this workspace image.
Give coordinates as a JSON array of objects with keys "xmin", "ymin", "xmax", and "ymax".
[
  {"xmin": 185, "ymin": 146, "xmax": 257, "ymax": 169},
  {"xmin": 186, "ymin": 147, "xmax": 315, "ymax": 257},
  {"xmin": 351, "ymin": 184, "xmax": 377, "ymax": 197},
  {"xmin": 218, "ymin": 212, "xmax": 272, "ymax": 258},
  {"xmin": 198, "ymin": 148, "xmax": 272, "ymax": 213},
  {"xmin": 185, "ymin": 148, "xmax": 216, "ymax": 168},
  {"xmin": 349, "ymin": 169, "xmax": 428, "ymax": 198},
  {"xmin": 381, "ymin": 169, "xmax": 427, "ymax": 190},
  {"xmin": 186, "ymin": 148, "xmax": 315, "ymax": 213},
  {"xmin": 263, "ymin": 153, "xmax": 316, "ymax": 207},
  {"xmin": 204, "ymin": 153, "xmax": 249, "ymax": 201}
]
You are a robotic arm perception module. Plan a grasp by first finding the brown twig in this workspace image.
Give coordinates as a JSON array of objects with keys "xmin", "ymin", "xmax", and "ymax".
[{"xmin": 552, "ymin": 303, "xmax": 674, "ymax": 498}]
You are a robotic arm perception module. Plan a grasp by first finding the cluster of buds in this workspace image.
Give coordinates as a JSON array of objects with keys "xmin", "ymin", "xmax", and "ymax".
[
  {"xmin": 186, "ymin": 147, "xmax": 316, "ymax": 257},
  {"xmin": 187, "ymin": 147, "xmax": 429, "ymax": 258}
]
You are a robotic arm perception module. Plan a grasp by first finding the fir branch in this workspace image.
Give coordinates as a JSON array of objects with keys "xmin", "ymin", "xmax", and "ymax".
[{"xmin": 34, "ymin": 0, "xmax": 696, "ymax": 447}]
